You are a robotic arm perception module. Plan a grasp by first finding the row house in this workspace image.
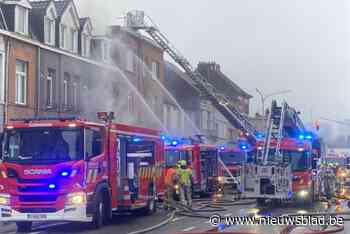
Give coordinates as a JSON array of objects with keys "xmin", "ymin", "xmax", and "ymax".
[
  {"xmin": 0, "ymin": 0, "xmax": 120, "ymax": 131},
  {"xmin": 108, "ymin": 25, "xmax": 165, "ymax": 129},
  {"xmin": 164, "ymin": 61, "xmax": 200, "ymax": 137},
  {"xmin": 197, "ymin": 62, "xmax": 252, "ymax": 142},
  {"xmin": 164, "ymin": 60, "xmax": 252, "ymax": 143}
]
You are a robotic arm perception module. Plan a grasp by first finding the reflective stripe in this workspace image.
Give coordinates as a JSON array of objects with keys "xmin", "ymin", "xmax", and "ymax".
[
  {"xmin": 140, "ymin": 168, "xmax": 144, "ymax": 179},
  {"xmin": 86, "ymin": 169, "xmax": 93, "ymax": 183},
  {"xmin": 92, "ymin": 169, "xmax": 98, "ymax": 183},
  {"xmin": 123, "ymin": 195, "xmax": 131, "ymax": 200}
]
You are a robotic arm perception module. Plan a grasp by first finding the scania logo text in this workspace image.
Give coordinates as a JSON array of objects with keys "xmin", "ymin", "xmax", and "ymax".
[{"xmin": 24, "ymin": 169, "xmax": 52, "ymax": 175}]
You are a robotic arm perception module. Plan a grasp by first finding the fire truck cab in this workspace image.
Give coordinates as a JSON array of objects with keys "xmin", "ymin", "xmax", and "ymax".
[
  {"xmin": 164, "ymin": 141, "xmax": 219, "ymax": 195},
  {"xmin": 255, "ymin": 136, "xmax": 319, "ymax": 203},
  {"xmin": 0, "ymin": 115, "xmax": 164, "ymax": 232},
  {"xmin": 218, "ymin": 145, "xmax": 254, "ymax": 188}
]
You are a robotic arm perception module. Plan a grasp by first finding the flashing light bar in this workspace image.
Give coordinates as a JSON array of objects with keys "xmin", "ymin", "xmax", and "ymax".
[{"xmin": 299, "ymin": 133, "xmax": 313, "ymax": 140}]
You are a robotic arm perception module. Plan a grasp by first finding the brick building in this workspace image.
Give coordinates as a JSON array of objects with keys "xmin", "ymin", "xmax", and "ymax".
[{"xmin": 108, "ymin": 25, "xmax": 165, "ymax": 129}]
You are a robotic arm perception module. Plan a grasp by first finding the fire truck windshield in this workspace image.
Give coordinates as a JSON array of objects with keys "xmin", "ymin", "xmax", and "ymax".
[
  {"xmin": 263, "ymin": 149, "xmax": 310, "ymax": 171},
  {"xmin": 283, "ymin": 150, "xmax": 310, "ymax": 171},
  {"xmin": 2, "ymin": 128, "xmax": 83, "ymax": 164},
  {"xmin": 220, "ymin": 152, "xmax": 245, "ymax": 165},
  {"xmin": 165, "ymin": 150, "xmax": 189, "ymax": 167}
]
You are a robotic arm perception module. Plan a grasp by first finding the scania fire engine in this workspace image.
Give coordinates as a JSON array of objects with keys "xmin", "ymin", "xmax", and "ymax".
[
  {"xmin": 0, "ymin": 113, "xmax": 165, "ymax": 232},
  {"xmin": 164, "ymin": 138, "xmax": 219, "ymax": 195},
  {"xmin": 253, "ymin": 136, "xmax": 321, "ymax": 205}
]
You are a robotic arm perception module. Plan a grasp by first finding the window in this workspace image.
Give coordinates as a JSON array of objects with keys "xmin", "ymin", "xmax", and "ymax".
[
  {"xmin": 0, "ymin": 53, "xmax": 4, "ymax": 103},
  {"xmin": 15, "ymin": 6, "xmax": 28, "ymax": 34},
  {"xmin": 128, "ymin": 92, "xmax": 134, "ymax": 113},
  {"xmin": 85, "ymin": 128, "xmax": 103, "ymax": 158},
  {"xmin": 69, "ymin": 28, "xmax": 74, "ymax": 51},
  {"xmin": 15, "ymin": 60, "xmax": 27, "ymax": 105},
  {"xmin": 73, "ymin": 81, "xmax": 78, "ymax": 108},
  {"xmin": 60, "ymin": 24, "xmax": 66, "ymax": 48},
  {"xmin": 201, "ymin": 110, "xmax": 208, "ymax": 129},
  {"xmin": 103, "ymin": 41, "xmax": 109, "ymax": 61},
  {"xmin": 81, "ymin": 34, "xmax": 90, "ymax": 57},
  {"xmin": 44, "ymin": 17, "xmax": 55, "ymax": 45},
  {"xmin": 63, "ymin": 73, "xmax": 69, "ymax": 107},
  {"xmin": 46, "ymin": 69, "xmax": 55, "ymax": 107},
  {"xmin": 126, "ymin": 51, "xmax": 134, "ymax": 72},
  {"xmin": 207, "ymin": 111, "xmax": 212, "ymax": 130},
  {"xmin": 151, "ymin": 61, "xmax": 160, "ymax": 79}
]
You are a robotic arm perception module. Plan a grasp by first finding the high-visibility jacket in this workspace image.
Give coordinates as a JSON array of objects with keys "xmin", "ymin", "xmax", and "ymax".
[
  {"xmin": 165, "ymin": 167, "xmax": 177, "ymax": 186},
  {"xmin": 177, "ymin": 167, "xmax": 192, "ymax": 186}
]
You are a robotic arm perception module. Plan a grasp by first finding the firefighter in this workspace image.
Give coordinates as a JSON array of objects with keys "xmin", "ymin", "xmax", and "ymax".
[
  {"xmin": 164, "ymin": 164, "xmax": 179, "ymax": 209},
  {"xmin": 177, "ymin": 160, "xmax": 193, "ymax": 207}
]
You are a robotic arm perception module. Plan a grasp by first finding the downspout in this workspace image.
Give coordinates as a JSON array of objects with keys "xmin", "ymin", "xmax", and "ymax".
[
  {"xmin": 4, "ymin": 37, "xmax": 10, "ymax": 126},
  {"xmin": 36, "ymin": 47, "xmax": 41, "ymax": 117}
]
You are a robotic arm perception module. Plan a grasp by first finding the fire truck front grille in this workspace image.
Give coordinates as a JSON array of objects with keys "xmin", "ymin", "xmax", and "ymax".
[
  {"xmin": 19, "ymin": 195, "xmax": 57, "ymax": 202},
  {"xmin": 17, "ymin": 178, "xmax": 50, "ymax": 184},
  {"xmin": 18, "ymin": 208, "xmax": 57, "ymax": 213},
  {"xmin": 18, "ymin": 186, "xmax": 56, "ymax": 193}
]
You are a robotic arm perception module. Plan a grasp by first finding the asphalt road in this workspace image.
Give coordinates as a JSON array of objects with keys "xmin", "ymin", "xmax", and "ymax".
[{"xmin": 0, "ymin": 199, "xmax": 348, "ymax": 234}]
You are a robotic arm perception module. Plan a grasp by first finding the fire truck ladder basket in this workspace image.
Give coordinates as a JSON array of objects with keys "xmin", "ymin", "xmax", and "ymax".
[{"xmin": 126, "ymin": 10, "xmax": 258, "ymax": 145}]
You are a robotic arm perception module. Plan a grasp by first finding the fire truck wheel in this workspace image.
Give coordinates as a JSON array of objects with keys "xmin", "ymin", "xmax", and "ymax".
[
  {"xmin": 91, "ymin": 193, "xmax": 106, "ymax": 229},
  {"xmin": 16, "ymin": 221, "xmax": 32, "ymax": 232}
]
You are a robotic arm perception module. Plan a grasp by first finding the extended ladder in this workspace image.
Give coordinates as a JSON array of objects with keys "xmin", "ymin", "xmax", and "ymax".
[
  {"xmin": 262, "ymin": 100, "xmax": 287, "ymax": 165},
  {"xmin": 125, "ymin": 11, "xmax": 259, "ymax": 144}
]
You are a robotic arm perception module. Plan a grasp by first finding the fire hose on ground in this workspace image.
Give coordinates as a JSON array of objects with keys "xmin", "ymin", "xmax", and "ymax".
[{"xmin": 126, "ymin": 197, "xmax": 256, "ymax": 234}]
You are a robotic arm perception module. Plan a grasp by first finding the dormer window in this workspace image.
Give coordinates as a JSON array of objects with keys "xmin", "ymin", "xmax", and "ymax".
[
  {"xmin": 58, "ymin": 2, "xmax": 80, "ymax": 53},
  {"xmin": 15, "ymin": 5, "xmax": 28, "ymax": 35},
  {"xmin": 44, "ymin": 8, "xmax": 56, "ymax": 45},
  {"xmin": 80, "ymin": 18, "xmax": 92, "ymax": 58}
]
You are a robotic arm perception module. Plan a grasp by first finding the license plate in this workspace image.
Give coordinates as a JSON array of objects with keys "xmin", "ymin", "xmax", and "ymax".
[{"xmin": 27, "ymin": 214, "xmax": 47, "ymax": 220}]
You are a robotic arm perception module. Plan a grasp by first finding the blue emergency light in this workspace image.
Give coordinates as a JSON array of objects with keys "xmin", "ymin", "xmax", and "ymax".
[
  {"xmin": 305, "ymin": 135, "xmax": 312, "ymax": 140},
  {"xmin": 171, "ymin": 140, "xmax": 179, "ymax": 146},
  {"xmin": 299, "ymin": 134, "xmax": 305, "ymax": 140},
  {"xmin": 133, "ymin": 138, "xmax": 142, "ymax": 143},
  {"xmin": 61, "ymin": 171, "xmax": 69, "ymax": 177},
  {"xmin": 48, "ymin": 184, "xmax": 56, "ymax": 189}
]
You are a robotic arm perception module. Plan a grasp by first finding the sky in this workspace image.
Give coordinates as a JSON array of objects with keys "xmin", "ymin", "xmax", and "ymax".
[{"xmin": 75, "ymin": 0, "xmax": 350, "ymax": 124}]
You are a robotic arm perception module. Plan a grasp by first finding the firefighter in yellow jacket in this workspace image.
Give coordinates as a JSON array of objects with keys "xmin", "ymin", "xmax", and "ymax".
[{"xmin": 177, "ymin": 160, "xmax": 192, "ymax": 207}]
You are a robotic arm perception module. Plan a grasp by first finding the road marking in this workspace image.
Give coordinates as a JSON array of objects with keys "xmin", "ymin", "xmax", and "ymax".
[
  {"xmin": 29, "ymin": 232, "xmax": 42, "ymax": 234},
  {"xmin": 224, "ymin": 213, "xmax": 232, "ymax": 217},
  {"xmin": 172, "ymin": 216, "xmax": 185, "ymax": 222},
  {"xmin": 182, "ymin": 226, "xmax": 196, "ymax": 232},
  {"xmin": 34, "ymin": 222, "xmax": 67, "ymax": 230}
]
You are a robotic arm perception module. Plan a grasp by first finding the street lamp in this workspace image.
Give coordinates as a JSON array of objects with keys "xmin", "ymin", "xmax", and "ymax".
[{"xmin": 256, "ymin": 88, "xmax": 292, "ymax": 115}]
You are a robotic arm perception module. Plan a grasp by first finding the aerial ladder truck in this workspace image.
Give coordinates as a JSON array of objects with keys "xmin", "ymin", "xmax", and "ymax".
[
  {"xmin": 124, "ymin": 10, "xmax": 259, "ymax": 188},
  {"xmin": 124, "ymin": 11, "xmax": 316, "ymax": 203}
]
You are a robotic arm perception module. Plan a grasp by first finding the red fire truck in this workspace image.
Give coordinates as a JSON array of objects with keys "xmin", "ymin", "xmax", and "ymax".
[
  {"xmin": 255, "ymin": 136, "xmax": 320, "ymax": 204},
  {"xmin": 218, "ymin": 145, "xmax": 254, "ymax": 189},
  {"xmin": 164, "ymin": 140, "xmax": 219, "ymax": 195},
  {"xmin": 0, "ymin": 114, "xmax": 165, "ymax": 232}
]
